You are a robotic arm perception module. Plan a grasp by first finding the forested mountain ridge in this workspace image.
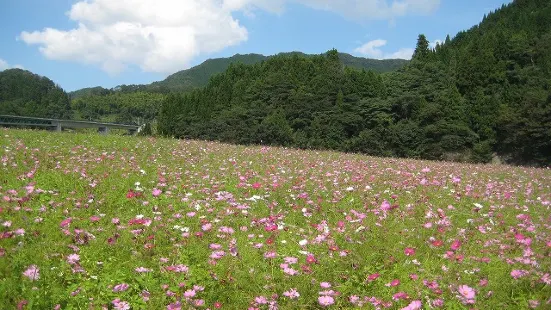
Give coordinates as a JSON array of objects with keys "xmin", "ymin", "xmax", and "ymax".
[
  {"xmin": 69, "ymin": 52, "xmax": 408, "ymax": 98},
  {"xmin": 158, "ymin": 0, "xmax": 551, "ymax": 166},
  {"xmin": 0, "ymin": 69, "xmax": 72, "ymax": 119}
]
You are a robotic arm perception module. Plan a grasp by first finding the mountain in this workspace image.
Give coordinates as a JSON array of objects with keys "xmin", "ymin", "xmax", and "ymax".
[
  {"xmin": 158, "ymin": 0, "xmax": 551, "ymax": 166},
  {"xmin": 0, "ymin": 68, "xmax": 72, "ymax": 119},
  {"xmin": 70, "ymin": 52, "xmax": 408, "ymax": 97}
]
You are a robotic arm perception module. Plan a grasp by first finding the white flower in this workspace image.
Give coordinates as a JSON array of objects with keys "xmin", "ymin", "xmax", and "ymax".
[{"xmin": 299, "ymin": 239, "xmax": 308, "ymax": 246}]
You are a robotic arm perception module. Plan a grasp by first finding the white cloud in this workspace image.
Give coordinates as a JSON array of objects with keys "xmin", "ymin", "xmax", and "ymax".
[
  {"xmin": 20, "ymin": 0, "xmax": 440, "ymax": 74},
  {"xmin": 0, "ymin": 58, "xmax": 24, "ymax": 71},
  {"xmin": 354, "ymin": 39, "xmax": 387, "ymax": 59},
  {"xmin": 385, "ymin": 48, "xmax": 415, "ymax": 59},
  {"xmin": 354, "ymin": 39, "xmax": 413, "ymax": 60},
  {"xmin": 20, "ymin": 0, "xmax": 249, "ymax": 75},
  {"xmin": 295, "ymin": 0, "xmax": 440, "ymax": 20},
  {"xmin": 0, "ymin": 59, "xmax": 8, "ymax": 71},
  {"xmin": 429, "ymin": 39, "xmax": 443, "ymax": 49}
]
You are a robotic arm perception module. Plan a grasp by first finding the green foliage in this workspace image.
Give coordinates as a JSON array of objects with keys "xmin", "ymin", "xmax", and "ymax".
[
  {"xmin": 71, "ymin": 92, "xmax": 164, "ymax": 125},
  {"xmin": 0, "ymin": 69, "xmax": 72, "ymax": 119}
]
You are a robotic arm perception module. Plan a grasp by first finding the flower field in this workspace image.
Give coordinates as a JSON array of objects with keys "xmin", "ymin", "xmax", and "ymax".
[{"xmin": 0, "ymin": 129, "xmax": 550, "ymax": 309}]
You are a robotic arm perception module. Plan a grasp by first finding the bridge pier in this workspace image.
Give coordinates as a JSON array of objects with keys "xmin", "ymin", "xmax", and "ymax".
[
  {"xmin": 98, "ymin": 127, "xmax": 110, "ymax": 135},
  {"xmin": 52, "ymin": 121, "xmax": 62, "ymax": 132}
]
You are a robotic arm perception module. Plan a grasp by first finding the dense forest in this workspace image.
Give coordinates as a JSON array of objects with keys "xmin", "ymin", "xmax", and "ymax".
[
  {"xmin": 62, "ymin": 52, "xmax": 406, "ymax": 123},
  {"xmin": 0, "ymin": 69, "xmax": 72, "ymax": 119},
  {"xmin": 158, "ymin": 0, "xmax": 551, "ymax": 166}
]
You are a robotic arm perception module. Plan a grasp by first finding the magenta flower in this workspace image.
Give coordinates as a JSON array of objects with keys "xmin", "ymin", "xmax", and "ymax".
[
  {"xmin": 404, "ymin": 247, "xmax": 416, "ymax": 256},
  {"xmin": 450, "ymin": 239, "xmax": 461, "ymax": 251},
  {"xmin": 366, "ymin": 273, "xmax": 380, "ymax": 282},
  {"xmin": 60, "ymin": 218, "xmax": 72, "ymax": 228},
  {"xmin": 318, "ymin": 295, "xmax": 335, "ymax": 307},
  {"xmin": 386, "ymin": 279, "xmax": 400, "ymax": 287}
]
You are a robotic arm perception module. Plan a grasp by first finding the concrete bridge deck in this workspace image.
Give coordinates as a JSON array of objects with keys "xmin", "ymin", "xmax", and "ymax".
[{"xmin": 0, "ymin": 115, "xmax": 140, "ymax": 135}]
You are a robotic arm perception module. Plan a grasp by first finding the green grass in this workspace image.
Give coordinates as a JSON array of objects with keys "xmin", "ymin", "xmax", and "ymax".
[{"xmin": 0, "ymin": 128, "xmax": 550, "ymax": 309}]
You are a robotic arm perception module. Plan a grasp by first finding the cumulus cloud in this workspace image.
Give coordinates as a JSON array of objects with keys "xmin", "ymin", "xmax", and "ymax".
[
  {"xmin": 20, "ymin": 0, "xmax": 440, "ymax": 74},
  {"xmin": 0, "ymin": 58, "xmax": 24, "ymax": 71},
  {"xmin": 354, "ymin": 39, "xmax": 413, "ymax": 60},
  {"xmin": 20, "ymin": 0, "xmax": 249, "ymax": 75}
]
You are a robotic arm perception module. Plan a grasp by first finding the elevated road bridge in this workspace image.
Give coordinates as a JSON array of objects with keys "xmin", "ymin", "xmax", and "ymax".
[{"xmin": 0, "ymin": 115, "xmax": 140, "ymax": 135}]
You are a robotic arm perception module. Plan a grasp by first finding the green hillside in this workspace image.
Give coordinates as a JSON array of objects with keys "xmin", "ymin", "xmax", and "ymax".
[
  {"xmin": 158, "ymin": 0, "xmax": 551, "ymax": 166},
  {"xmin": 69, "ymin": 52, "xmax": 408, "ymax": 97},
  {"xmin": 0, "ymin": 69, "xmax": 72, "ymax": 119}
]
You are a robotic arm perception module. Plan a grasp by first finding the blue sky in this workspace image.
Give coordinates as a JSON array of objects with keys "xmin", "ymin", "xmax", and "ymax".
[{"xmin": 0, "ymin": 0, "xmax": 512, "ymax": 91}]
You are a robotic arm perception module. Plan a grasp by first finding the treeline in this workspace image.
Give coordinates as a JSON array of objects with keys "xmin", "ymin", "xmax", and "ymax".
[
  {"xmin": 158, "ymin": 0, "xmax": 551, "ymax": 166},
  {"xmin": 0, "ymin": 69, "xmax": 72, "ymax": 119},
  {"xmin": 71, "ymin": 92, "xmax": 164, "ymax": 124}
]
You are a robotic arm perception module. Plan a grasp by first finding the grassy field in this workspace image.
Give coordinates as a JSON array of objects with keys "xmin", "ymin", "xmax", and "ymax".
[{"xmin": 0, "ymin": 129, "xmax": 550, "ymax": 309}]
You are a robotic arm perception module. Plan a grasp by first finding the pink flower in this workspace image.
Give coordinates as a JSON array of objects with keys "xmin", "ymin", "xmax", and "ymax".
[
  {"xmin": 67, "ymin": 253, "xmax": 80, "ymax": 265},
  {"xmin": 254, "ymin": 296, "xmax": 268, "ymax": 304},
  {"xmin": 318, "ymin": 295, "xmax": 334, "ymax": 307},
  {"xmin": 135, "ymin": 267, "xmax": 152, "ymax": 273},
  {"xmin": 112, "ymin": 299, "xmax": 130, "ymax": 310},
  {"xmin": 264, "ymin": 251, "xmax": 277, "ymax": 259},
  {"xmin": 432, "ymin": 299, "xmax": 444, "ymax": 307},
  {"xmin": 320, "ymin": 282, "xmax": 331, "ymax": 288},
  {"xmin": 401, "ymin": 300, "xmax": 422, "ymax": 310},
  {"xmin": 450, "ymin": 239, "xmax": 461, "ymax": 251},
  {"xmin": 165, "ymin": 264, "xmax": 189, "ymax": 273},
  {"xmin": 393, "ymin": 292, "xmax": 409, "ymax": 301},
  {"xmin": 511, "ymin": 269, "xmax": 528, "ymax": 279},
  {"xmin": 386, "ymin": 279, "xmax": 400, "ymax": 287},
  {"xmin": 306, "ymin": 254, "xmax": 317, "ymax": 264},
  {"xmin": 283, "ymin": 288, "xmax": 300, "ymax": 299},
  {"xmin": 284, "ymin": 257, "xmax": 298, "ymax": 264},
  {"xmin": 366, "ymin": 273, "xmax": 380, "ymax": 282},
  {"xmin": 457, "ymin": 285, "xmax": 475, "ymax": 299},
  {"xmin": 22, "ymin": 265, "xmax": 40, "ymax": 281},
  {"xmin": 404, "ymin": 247, "xmax": 415, "ymax": 256},
  {"xmin": 184, "ymin": 289, "xmax": 196, "ymax": 298},
  {"xmin": 60, "ymin": 218, "xmax": 72, "ymax": 228},
  {"xmin": 113, "ymin": 283, "xmax": 129, "ymax": 292},
  {"xmin": 152, "ymin": 188, "xmax": 162, "ymax": 197}
]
